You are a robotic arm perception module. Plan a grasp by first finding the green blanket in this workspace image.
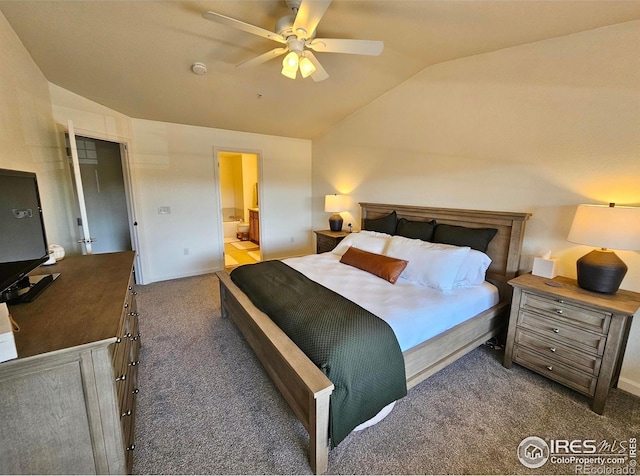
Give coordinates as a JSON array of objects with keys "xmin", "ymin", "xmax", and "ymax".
[{"xmin": 230, "ymin": 260, "xmax": 407, "ymax": 447}]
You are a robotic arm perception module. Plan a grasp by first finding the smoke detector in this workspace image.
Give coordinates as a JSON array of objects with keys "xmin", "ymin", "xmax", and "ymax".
[{"xmin": 191, "ymin": 62, "xmax": 208, "ymax": 75}]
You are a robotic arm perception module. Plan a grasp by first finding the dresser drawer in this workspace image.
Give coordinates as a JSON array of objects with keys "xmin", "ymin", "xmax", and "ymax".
[
  {"xmin": 515, "ymin": 328, "xmax": 602, "ymax": 376},
  {"xmin": 522, "ymin": 293, "xmax": 611, "ymax": 333},
  {"xmin": 514, "ymin": 345, "xmax": 598, "ymax": 396},
  {"xmin": 518, "ymin": 310, "xmax": 607, "ymax": 356}
]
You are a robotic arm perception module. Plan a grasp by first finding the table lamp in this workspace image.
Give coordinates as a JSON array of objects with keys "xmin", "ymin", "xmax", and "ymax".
[
  {"xmin": 567, "ymin": 203, "xmax": 640, "ymax": 294},
  {"xmin": 324, "ymin": 194, "xmax": 346, "ymax": 231}
]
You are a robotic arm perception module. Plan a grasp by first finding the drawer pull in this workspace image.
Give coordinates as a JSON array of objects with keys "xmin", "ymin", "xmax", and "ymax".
[
  {"xmin": 547, "ymin": 365, "xmax": 553, "ymax": 371},
  {"xmin": 115, "ymin": 374, "xmax": 126, "ymax": 382},
  {"xmin": 115, "ymin": 337, "xmax": 122, "ymax": 344},
  {"xmin": 121, "ymin": 410, "xmax": 132, "ymax": 417},
  {"xmin": 126, "ymin": 444, "xmax": 136, "ymax": 452},
  {"xmin": 555, "ymin": 309, "xmax": 563, "ymax": 315},
  {"xmin": 132, "ymin": 388, "xmax": 139, "ymax": 395},
  {"xmin": 549, "ymin": 347, "xmax": 557, "ymax": 353},
  {"xmin": 553, "ymin": 328, "xmax": 560, "ymax": 334},
  {"xmin": 556, "ymin": 299, "xmax": 564, "ymax": 304},
  {"xmin": 124, "ymin": 303, "xmax": 129, "ymax": 309},
  {"xmin": 129, "ymin": 360, "xmax": 140, "ymax": 366}
]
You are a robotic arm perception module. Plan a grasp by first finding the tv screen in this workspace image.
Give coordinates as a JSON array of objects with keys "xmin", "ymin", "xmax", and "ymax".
[{"xmin": 0, "ymin": 169, "xmax": 50, "ymax": 301}]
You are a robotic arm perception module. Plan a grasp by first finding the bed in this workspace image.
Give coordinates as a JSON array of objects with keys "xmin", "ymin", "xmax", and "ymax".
[{"xmin": 215, "ymin": 203, "xmax": 530, "ymax": 474}]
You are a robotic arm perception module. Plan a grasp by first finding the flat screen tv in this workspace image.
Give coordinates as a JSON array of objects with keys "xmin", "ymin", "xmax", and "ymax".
[{"xmin": 0, "ymin": 168, "xmax": 56, "ymax": 304}]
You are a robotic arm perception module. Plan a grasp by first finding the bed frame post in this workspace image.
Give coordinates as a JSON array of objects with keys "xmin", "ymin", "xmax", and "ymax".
[{"xmin": 309, "ymin": 392, "xmax": 331, "ymax": 474}]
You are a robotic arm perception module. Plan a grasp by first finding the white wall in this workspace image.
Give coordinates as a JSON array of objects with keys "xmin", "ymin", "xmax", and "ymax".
[
  {"xmin": 47, "ymin": 83, "xmax": 313, "ymax": 284},
  {"xmin": 0, "ymin": 13, "xmax": 76, "ymax": 252},
  {"xmin": 313, "ymin": 21, "xmax": 640, "ymax": 395},
  {"xmin": 130, "ymin": 119, "xmax": 312, "ymax": 283}
]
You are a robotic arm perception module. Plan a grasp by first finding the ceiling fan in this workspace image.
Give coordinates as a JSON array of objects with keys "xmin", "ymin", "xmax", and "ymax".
[{"xmin": 202, "ymin": 0, "xmax": 383, "ymax": 81}]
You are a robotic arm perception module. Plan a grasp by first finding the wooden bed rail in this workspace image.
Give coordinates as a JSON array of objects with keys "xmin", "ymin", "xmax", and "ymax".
[{"xmin": 216, "ymin": 271, "xmax": 334, "ymax": 474}]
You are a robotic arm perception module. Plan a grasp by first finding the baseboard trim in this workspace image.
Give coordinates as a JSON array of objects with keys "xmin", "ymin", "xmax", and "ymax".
[{"xmin": 617, "ymin": 377, "xmax": 640, "ymax": 398}]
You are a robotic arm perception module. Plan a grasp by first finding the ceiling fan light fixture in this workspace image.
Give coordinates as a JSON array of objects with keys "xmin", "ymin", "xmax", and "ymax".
[
  {"xmin": 281, "ymin": 51, "xmax": 299, "ymax": 79},
  {"xmin": 299, "ymin": 56, "xmax": 316, "ymax": 78},
  {"xmin": 283, "ymin": 51, "xmax": 299, "ymax": 69},
  {"xmin": 281, "ymin": 65, "xmax": 297, "ymax": 79}
]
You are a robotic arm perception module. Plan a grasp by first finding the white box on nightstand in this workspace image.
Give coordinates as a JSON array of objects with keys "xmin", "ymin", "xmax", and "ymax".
[
  {"xmin": 0, "ymin": 303, "xmax": 18, "ymax": 363},
  {"xmin": 532, "ymin": 257, "xmax": 559, "ymax": 279}
]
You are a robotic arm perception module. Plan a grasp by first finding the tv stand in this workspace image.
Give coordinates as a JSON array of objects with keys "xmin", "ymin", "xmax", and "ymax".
[{"xmin": 3, "ymin": 273, "xmax": 60, "ymax": 304}]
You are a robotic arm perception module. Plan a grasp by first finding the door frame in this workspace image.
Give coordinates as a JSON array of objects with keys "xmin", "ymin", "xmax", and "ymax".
[
  {"xmin": 63, "ymin": 123, "xmax": 144, "ymax": 283},
  {"xmin": 213, "ymin": 146, "xmax": 264, "ymax": 267}
]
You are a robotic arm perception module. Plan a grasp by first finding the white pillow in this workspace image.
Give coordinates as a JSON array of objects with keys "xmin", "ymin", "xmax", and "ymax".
[
  {"xmin": 331, "ymin": 231, "xmax": 391, "ymax": 256},
  {"xmin": 384, "ymin": 235, "xmax": 470, "ymax": 293},
  {"xmin": 454, "ymin": 249, "xmax": 492, "ymax": 288}
]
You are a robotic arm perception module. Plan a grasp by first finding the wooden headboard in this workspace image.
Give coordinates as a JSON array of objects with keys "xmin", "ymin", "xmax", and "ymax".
[{"xmin": 360, "ymin": 203, "xmax": 531, "ymax": 296}]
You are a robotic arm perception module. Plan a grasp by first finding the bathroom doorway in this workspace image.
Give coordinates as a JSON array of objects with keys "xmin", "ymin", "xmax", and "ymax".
[{"xmin": 217, "ymin": 150, "xmax": 261, "ymax": 268}]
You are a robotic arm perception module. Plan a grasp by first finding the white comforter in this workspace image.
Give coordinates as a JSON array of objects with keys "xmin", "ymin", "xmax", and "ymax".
[{"xmin": 283, "ymin": 253, "xmax": 499, "ymax": 352}]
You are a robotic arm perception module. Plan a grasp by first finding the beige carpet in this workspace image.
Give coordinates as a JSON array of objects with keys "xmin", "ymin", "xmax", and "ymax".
[{"xmin": 132, "ymin": 273, "xmax": 640, "ymax": 475}]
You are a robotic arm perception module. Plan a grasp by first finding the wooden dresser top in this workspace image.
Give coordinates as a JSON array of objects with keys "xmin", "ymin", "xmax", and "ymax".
[{"xmin": 7, "ymin": 251, "xmax": 135, "ymax": 359}]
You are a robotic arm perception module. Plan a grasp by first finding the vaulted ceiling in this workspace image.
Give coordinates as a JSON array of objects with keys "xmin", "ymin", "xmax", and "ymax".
[{"xmin": 2, "ymin": 1, "xmax": 640, "ymax": 139}]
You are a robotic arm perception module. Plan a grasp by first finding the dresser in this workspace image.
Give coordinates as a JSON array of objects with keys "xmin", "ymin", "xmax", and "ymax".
[
  {"xmin": 314, "ymin": 229, "xmax": 350, "ymax": 254},
  {"xmin": 0, "ymin": 251, "xmax": 140, "ymax": 474},
  {"xmin": 503, "ymin": 273, "xmax": 640, "ymax": 414}
]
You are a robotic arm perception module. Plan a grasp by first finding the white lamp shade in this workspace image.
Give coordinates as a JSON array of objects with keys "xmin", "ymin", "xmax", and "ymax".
[
  {"xmin": 567, "ymin": 204, "xmax": 640, "ymax": 251},
  {"xmin": 324, "ymin": 194, "xmax": 346, "ymax": 213}
]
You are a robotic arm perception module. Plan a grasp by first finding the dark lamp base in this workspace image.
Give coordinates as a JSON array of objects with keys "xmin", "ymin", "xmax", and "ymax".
[
  {"xmin": 576, "ymin": 249, "xmax": 627, "ymax": 294},
  {"xmin": 328, "ymin": 213, "xmax": 343, "ymax": 232}
]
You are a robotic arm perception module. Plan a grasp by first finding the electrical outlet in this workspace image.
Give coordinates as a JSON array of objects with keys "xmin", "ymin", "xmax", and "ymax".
[
  {"xmin": 183, "ymin": 248, "xmax": 189, "ymax": 256},
  {"xmin": 158, "ymin": 206, "xmax": 171, "ymax": 215}
]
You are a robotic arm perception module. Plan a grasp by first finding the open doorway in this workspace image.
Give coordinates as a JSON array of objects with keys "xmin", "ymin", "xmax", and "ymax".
[{"xmin": 218, "ymin": 150, "xmax": 260, "ymax": 268}]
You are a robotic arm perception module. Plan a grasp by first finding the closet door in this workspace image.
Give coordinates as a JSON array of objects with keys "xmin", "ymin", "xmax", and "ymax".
[{"xmin": 67, "ymin": 120, "xmax": 94, "ymax": 255}]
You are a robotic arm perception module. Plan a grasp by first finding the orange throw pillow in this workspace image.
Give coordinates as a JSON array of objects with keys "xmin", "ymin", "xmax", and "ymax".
[{"xmin": 339, "ymin": 247, "xmax": 408, "ymax": 284}]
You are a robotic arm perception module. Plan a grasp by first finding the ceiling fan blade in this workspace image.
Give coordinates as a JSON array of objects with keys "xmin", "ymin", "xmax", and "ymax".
[
  {"xmin": 292, "ymin": 0, "xmax": 332, "ymax": 39},
  {"xmin": 202, "ymin": 11, "xmax": 286, "ymax": 44},
  {"xmin": 236, "ymin": 47, "xmax": 288, "ymax": 69},
  {"xmin": 304, "ymin": 51, "xmax": 329, "ymax": 82},
  {"xmin": 308, "ymin": 38, "xmax": 384, "ymax": 56}
]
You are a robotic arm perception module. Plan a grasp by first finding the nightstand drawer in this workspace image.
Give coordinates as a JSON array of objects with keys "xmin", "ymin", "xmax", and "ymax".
[
  {"xmin": 517, "ymin": 310, "xmax": 607, "ymax": 356},
  {"xmin": 522, "ymin": 293, "xmax": 611, "ymax": 334},
  {"xmin": 514, "ymin": 345, "xmax": 598, "ymax": 396},
  {"xmin": 314, "ymin": 230, "xmax": 349, "ymax": 254},
  {"xmin": 515, "ymin": 328, "xmax": 602, "ymax": 376},
  {"xmin": 317, "ymin": 234, "xmax": 338, "ymax": 252}
]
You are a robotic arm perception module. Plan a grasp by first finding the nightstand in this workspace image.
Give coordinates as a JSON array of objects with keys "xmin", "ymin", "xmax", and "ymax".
[
  {"xmin": 314, "ymin": 229, "xmax": 350, "ymax": 254},
  {"xmin": 503, "ymin": 273, "xmax": 640, "ymax": 414}
]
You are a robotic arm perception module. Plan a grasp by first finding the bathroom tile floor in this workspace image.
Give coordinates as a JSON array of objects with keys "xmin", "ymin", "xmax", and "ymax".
[{"xmin": 224, "ymin": 240, "xmax": 260, "ymax": 269}]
